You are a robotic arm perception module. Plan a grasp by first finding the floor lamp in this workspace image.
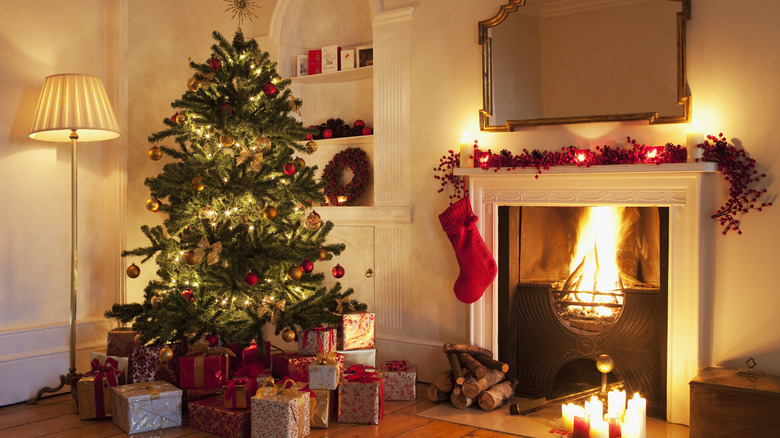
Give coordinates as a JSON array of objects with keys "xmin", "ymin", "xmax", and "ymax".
[{"xmin": 27, "ymin": 74, "xmax": 120, "ymax": 404}]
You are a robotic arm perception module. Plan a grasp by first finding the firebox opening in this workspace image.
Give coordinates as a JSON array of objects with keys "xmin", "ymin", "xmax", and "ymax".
[{"xmin": 498, "ymin": 205, "xmax": 669, "ymax": 419}]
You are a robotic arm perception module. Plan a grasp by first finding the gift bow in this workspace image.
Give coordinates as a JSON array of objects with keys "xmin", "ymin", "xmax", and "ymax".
[
  {"xmin": 384, "ymin": 360, "xmax": 410, "ymax": 372},
  {"xmin": 257, "ymin": 297, "xmax": 286, "ymax": 323},
  {"xmin": 195, "ymin": 235, "xmax": 222, "ymax": 265},
  {"xmin": 225, "ymin": 377, "xmax": 255, "ymax": 408},
  {"xmin": 236, "ymin": 146, "xmax": 263, "ymax": 172},
  {"xmin": 344, "ymin": 364, "xmax": 385, "ymax": 418},
  {"xmin": 314, "ymin": 350, "xmax": 338, "ymax": 365},
  {"xmin": 188, "ymin": 338, "xmax": 237, "ymax": 358},
  {"xmin": 333, "ymin": 297, "xmax": 354, "ymax": 314},
  {"xmin": 84, "ymin": 357, "xmax": 124, "ymax": 418},
  {"xmin": 300, "ymin": 326, "xmax": 335, "ymax": 353}
]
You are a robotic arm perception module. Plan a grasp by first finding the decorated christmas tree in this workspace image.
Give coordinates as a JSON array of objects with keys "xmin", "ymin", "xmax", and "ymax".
[{"xmin": 106, "ymin": 30, "xmax": 365, "ymax": 349}]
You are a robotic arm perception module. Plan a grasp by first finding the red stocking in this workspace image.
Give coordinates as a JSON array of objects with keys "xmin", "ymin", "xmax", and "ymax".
[{"xmin": 438, "ymin": 198, "xmax": 497, "ymax": 304}]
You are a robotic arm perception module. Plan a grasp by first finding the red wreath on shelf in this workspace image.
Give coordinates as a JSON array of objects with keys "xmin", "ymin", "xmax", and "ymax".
[{"xmin": 322, "ymin": 147, "xmax": 370, "ymax": 206}]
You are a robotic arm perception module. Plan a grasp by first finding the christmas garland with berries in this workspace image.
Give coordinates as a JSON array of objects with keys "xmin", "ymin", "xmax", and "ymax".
[
  {"xmin": 323, "ymin": 147, "xmax": 370, "ymax": 205},
  {"xmin": 434, "ymin": 135, "xmax": 771, "ymax": 235}
]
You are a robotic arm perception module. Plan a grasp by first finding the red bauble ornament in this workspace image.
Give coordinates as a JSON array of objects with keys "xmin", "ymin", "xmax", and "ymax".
[
  {"xmin": 244, "ymin": 272, "xmax": 258, "ymax": 286},
  {"xmin": 323, "ymin": 128, "xmax": 334, "ymax": 139},
  {"xmin": 361, "ymin": 126, "xmax": 373, "ymax": 136},
  {"xmin": 332, "ymin": 264, "xmax": 345, "ymax": 278},
  {"xmin": 283, "ymin": 163, "xmax": 296, "ymax": 175},
  {"xmin": 263, "ymin": 82, "xmax": 277, "ymax": 96},
  {"xmin": 354, "ymin": 119, "xmax": 365, "ymax": 128},
  {"xmin": 181, "ymin": 288, "xmax": 194, "ymax": 302},
  {"xmin": 306, "ymin": 133, "xmax": 314, "ymax": 140},
  {"xmin": 209, "ymin": 58, "xmax": 222, "ymax": 71},
  {"xmin": 205, "ymin": 334, "xmax": 219, "ymax": 347},
  {"xmin": 300, "ymin": 258, "xmax": 314, "ymax": 274}
]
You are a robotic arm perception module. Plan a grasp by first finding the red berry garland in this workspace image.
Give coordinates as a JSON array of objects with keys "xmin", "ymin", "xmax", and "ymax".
[{"xmin": 322, "ymin": 147, "xmax": 370, "ymax": 206}]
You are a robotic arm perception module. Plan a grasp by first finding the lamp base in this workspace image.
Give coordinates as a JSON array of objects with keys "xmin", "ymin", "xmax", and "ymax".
[{"xmin": 26, "ymin": 370, "xmax": 82, "ymax": 405}]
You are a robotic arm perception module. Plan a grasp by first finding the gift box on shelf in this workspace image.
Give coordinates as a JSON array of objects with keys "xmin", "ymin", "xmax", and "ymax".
[
  {"xmin": 241, "ymin": 341, "xmax": 272, "ymax": 371},
  {"xmin": 107, "ymin": 327, "xmax": 137, "ymax": 357},
  {"xmin": 379, "ymin": 360, "xmax": 417, "ymax": 401},
  {"xmin": 308, "ymin": 353, "xmax": 340, "ymax": 390},
  {"xmin": 190, "ymin": 396, "xmax": 251, "ymax": 438},
  {"xmin": 271, "ymin": 352, "xmax": 345, "ymax": 383},
  {"xmin": 130, "ymin": 342, "xmax": 186, "ymax": 386},
  {"xmin": 89, "ymin": 352, "xmax": 129, "ymax": 384},
  {"xmin": 296, "ymin": 327, "xmax": 337, "ymax": 356},
  {"xmin": 223, "ymin": 377, "xmax": 258, "ymax": 409},
  {"xmin": 251, "ymin": 379, "xmax": 310, "ymax": 438},
  {"xmin": 77, "ymin": 356, "xmax": 126, "ymax": 419},
  {"xmin": 337, "ymin": 365, "xmax": 384, "ymax": 425},
  {"xmin": 179, "ymin": 351, "xmax": 231, "ymax": 389},
  {"xmin": 111, "ymin": 381, "xmax": 182, "ymax": 434},
  {"xmin": 337, "ymin": 348, "xmax": 376, "ymax": 368},
  {"xmin": 338, "ymin": 313, "xmax": 375, "ymax": 350},
  {"xmin": 310, "ymin": 389, "xmax": 337, "ymax": 429}
]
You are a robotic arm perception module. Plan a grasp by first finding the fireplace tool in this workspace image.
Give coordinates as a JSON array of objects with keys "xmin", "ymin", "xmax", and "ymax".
[{"xmin": 509, "ymin": 380, "xmax": 625, "ymax": 415}]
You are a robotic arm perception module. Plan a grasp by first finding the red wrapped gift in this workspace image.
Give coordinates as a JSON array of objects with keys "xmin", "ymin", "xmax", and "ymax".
[
  {"xmin": 179, "ymin": 352, "xmax": 230, "ymax": 389},
  {"xmin": 337, "ymin": 364, "xmax": 384, "ymax": 424},
  {"xmin": 271, "ymin": 352, "xmax": 345, "ymax": 383},
  {"xmin": 189, "ymin": 396, "xmax": 251, "ymax": 438},
  {"xmin": 184, "ymin": 387, "xmax": 224, "ymax": 413},
  {"xmin": 380, "ymin": 360, "xmax": 417, "ymax": 401},
  {"xmin": 223, "ymin": 377, "xmax": 258, "ymax": 409},
  {"xmin": 77, "ymin": 356, "xmax": 126, "ymax": 419},
  {"xmin": 107, "ymin": 327, "xmax": 137, "ymax": 357},
  {"xmin": 338, "ymin": 313, "xmax": 375, "ymax": 350},
  {"xmin": 297, "ymin": 327, "xmax": 337, "ymax": 356},
  {"xmin": 130, "ymin": 343, "xmax": 186, "ymax": 386},
  {"xmin": 241, "ymin": 341, "xmax": 271, "ymax": 370}
]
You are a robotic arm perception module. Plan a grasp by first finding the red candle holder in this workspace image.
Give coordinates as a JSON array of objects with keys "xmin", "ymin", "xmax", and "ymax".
[
  {"xmin": 475, "ymin": 149, "xmax": 490, "ymax": 168},
  {"xmin": 574, "ymin": 149, "xmax": 591, "ymax": 164},
  {"xmin": 643, "ymin": 145, "xmax": 665, "ymax": 163}
]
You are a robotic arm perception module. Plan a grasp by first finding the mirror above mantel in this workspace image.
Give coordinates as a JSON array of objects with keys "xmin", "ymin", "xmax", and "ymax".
[{"xmin": 479, "ymin": 0, "xmax": 691, "ymax": 131}]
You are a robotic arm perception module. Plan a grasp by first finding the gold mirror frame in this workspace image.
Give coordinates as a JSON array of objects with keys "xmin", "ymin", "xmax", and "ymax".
[{"xmin": 478, "ymin": 0, "xmax": 691, "ymax": 131}]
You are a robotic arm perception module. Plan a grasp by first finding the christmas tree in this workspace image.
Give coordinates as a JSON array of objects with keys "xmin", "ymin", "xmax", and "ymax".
[{"xmin": 106, "ymin": 30, "xmax": 365, "ymax": 349}]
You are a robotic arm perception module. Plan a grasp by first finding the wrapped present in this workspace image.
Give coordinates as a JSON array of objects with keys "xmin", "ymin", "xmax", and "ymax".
[
  {"xmin": 337, "ymin": 348, "xmax": 376, "ymax": 368},
  {"xmin": 310, "ymin": 389, "xmax": 336, "ymax": 429},
  {"xmin": 180, "ymin": 351, "xmax": 231, "ymax": 389},
  {"xmin": 89, "ymin": 352, "xmax": 129, "ymax": 383},
  {"xmin": 380, "ymin": 360, "xmax": 417, "ymax": 401},
  {"xmin": 271, "ymin": 352, "xmax": 345, "ymax": 383},
  {"xmin": 190, "ymin": 396, "xmax": 251, "ymax": 438},
  {"xmin": 111, "ymin": 381, "xmax": 182, "ymax": 434},
  {"xmin": 337, "ymin": 365, "xmax": 384, "ymax": 424},
  {"xmin": 255, "ymin": 372, "xmax": 273, "ymax": 387},
  {"xmin": 251, "ymin": 379, "xmax": 310, "ymax": 438},
  {"xmin": 224, "ymin": 377, "xmax": 258, "ymax": 409},
  {"xmin": 241, "ymin": 341, "xmax": 272, "ymax": 370},
  {"xmin": 184, "ymin": 387, "xmax": 224, "ymax": 413},
  {"xmin": 77, "ymin": 356, "xmax": 126, "ymax": 419},
  {"xmin": 130, "ymin": 343, "xmax": 186, "ymax": 386},
  {"xmin": 107, "ymin": 327, "xmax": 137, "ymax": 357},
  {"xmin": 308, "ymin": 352, "xmax": 340, "ymax": 390},
  {"xmin": 296, "ymin": 327, "xmax": 337, "ymax": 356},
  {"xmin": 338, "ymin": 313, "xmax": 375, "ymax": 350}
]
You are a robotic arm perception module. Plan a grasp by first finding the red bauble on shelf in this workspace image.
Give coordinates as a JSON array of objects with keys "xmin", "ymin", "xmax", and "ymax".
[
  {"xmin": 323, "ymin": 128, "xmax": 334, "ymax": 139},
  {"xmin": 332, "ymin": 264, "xmax": 345, "ymax": 278},
  {"xmin": 283, "ymin": 162, "xmax": 297, "ymax": 175},
  {"xmin": 361, "ymin": 126, "xmax": 373, "ymax": 136},
  {"xmin": 300, "ymin": 258, "xmax": 314, "ymax": 274},
  {"xmin": 244, "ymin": 272, "xmax": 258, "ymax": 286},
  {"xmin": 354, "ymin": 119, "xmax": 365, "ymax": 128}
]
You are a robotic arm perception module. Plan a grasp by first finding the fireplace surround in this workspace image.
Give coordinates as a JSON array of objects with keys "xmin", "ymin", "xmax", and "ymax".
[{"xmin": 457, "ymin": 162, "xmax": 718, "ymax": 425}]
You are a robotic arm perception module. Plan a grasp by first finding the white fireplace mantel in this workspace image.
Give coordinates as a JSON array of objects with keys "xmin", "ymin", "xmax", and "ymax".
[{"xmin": 457, "ymin": 162, "xmax": 719, "ymax": 425}]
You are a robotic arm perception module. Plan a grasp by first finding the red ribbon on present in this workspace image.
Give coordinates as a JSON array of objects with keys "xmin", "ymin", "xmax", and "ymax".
[
  {"xmin": 300, "ymin": 326, "xmax": 333, "ymax": 353},
  {"xmin": 384, "ymin": 360, "xmax": 410, "ymax": 372},
  {"xmin": 225, "ymin": 377, "xmax": 256, "ymax": 409},
  {"xmin": 234, "ymin": 361, "xmax": 264, "ymax": 378},
  {"xmin": 344, "ymin": 364, "xmax": 385, "ymax": 418},
  {"xmin": 84, "ymin": 357, "xmax": 124, "ymax": 418}
]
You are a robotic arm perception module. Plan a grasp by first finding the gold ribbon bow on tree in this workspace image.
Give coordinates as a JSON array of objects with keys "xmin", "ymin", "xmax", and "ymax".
[
  {"xmin": 188, "ymin": 336, "xmax": 237, "ymax": 358},
  {"xmin": 236, "ymin": 145, "xmax": 263, "ymax": 172},
  {"xmin": 195, "ymin": 235, "xmax": 222, "ymax": 266},
  {"xmin": 257, "ymin": 296, "xmax": 286, "ymax": 323},
  {"xmin": 333, "ymin": 297, "xmax": 354, "ymax": 315}
]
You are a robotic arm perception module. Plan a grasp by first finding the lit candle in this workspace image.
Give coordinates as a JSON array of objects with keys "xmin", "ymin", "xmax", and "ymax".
[
  {"xmin": 562, "ymin": 403, "xmax": 585, "ymax": 432},
  {"xmin": 575, "ymin": 149, "xmax": 591, "ymax": 163},
  {"xmin": 622, "ymin": 421, "xmax": 640, "ymax": 438},
  {"xmin": 585, "ymin": 395, "xmax": 603, "ymax": 420},
  {"xmin": 643, "ymin": 145, "xmax": 664, "ymax": 162},
  {"xmin": 336, "ymin": 196, "xmax": 348, "ymax": 205},
  {"xmin": 573, "ymin": 416, "xmax": 590, "ymax": 438},
  {"xmin": 606, "ymin": 413, "xmax": 621, "ymax": 438},
  {"xmin": 625, "ymin": 393, "xmax": 646, "ymax": 438},
  {"xmin": 459, "ymin": 133, "xmax": 474, "ymax": 168},
  {"xmin": 686, "ymin": 131, "xmax": 704, "ymax": 162},
  {"xmin": 607, "ymin": 389, "xmax": 626, "ymax": 418},
  {"xmin": 590, "ymin": 417, "xmax": 610, "ymax": 438}
]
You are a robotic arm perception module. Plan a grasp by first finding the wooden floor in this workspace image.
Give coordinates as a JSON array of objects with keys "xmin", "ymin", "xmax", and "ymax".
[{"xmin": 0, "ymin": 385, "xmax": 519, "ymax": 438}]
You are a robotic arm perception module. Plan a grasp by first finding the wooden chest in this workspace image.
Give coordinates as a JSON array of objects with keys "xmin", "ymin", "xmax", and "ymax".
[{"xmin": 690, "ymin": 367, "xmax": 780, "ymax": 438}]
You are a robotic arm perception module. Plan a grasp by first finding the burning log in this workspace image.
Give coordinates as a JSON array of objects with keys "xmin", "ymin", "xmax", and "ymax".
[
  {"xmin": 427, "ymin": 383, "xmax": 450, "ymax": 402},
  {"xmin": 433, "ymin": 370, "xmax": 454, "ymax": 393},
  {"xmin": 450, "ymin": 390, "xmax": 475, "ymax": 409},
  {"xmin": 442, "ymin": 343, "xmax": 493, "ymax": 358},
  {"xmin": 461, "ymin": 368, "xmax": 505, "ymax": 399},
  {"xmin": 477, "ymin": 380, "xmax": 514, "ymax": 411},
  {"xmin": 473, "ymin": 354, "xmax": 510, "ymax": 374}
]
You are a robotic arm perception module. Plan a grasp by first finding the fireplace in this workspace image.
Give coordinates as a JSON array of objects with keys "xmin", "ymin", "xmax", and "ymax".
[{"xmin": 458, "ymin": 162, "xmax": 718, "ymax": 425}]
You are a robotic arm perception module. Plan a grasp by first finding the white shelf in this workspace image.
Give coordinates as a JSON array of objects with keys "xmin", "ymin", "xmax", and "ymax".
[
  {"xmin": 291, "ymin": 66, "xmax": 373, "ymax": 84},
  {"xmin": 302, "ymin": 135, "xmax": 373, "ymax": 147}
]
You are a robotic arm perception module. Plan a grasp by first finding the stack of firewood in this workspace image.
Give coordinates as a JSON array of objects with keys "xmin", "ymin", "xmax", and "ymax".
[{"xmin": 427, "ymin": 343, "xmax": 514, "ymax": 411}]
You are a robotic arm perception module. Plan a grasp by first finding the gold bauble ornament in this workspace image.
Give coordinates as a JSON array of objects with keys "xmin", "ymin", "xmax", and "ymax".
[
  {"xmin": 175, "ymin": 114, "xmax": 187, "ymax": 126},
  {"xmin": 293, "ymin": 157, "xmax": 305, "ymax": 168},
  {"xmin": 133, "ymin": 334, "xmax": 142, "ymax": 345},
  {"xmin": 126, "ymin": 263, "xmax": 141, "ymax": 278},
  {"xmin": 305, "ymin": 140, "xmax": 318, "ymax": 153},
  {"xmin": 318, "ymin": 248, "xmax": 328, "ymax": 261},
  {"xmin": 263, "ymin": 205, "xmax": 277, "ymax": 220},
  {"xmin": 148, "ymin": 146, "xmax": 162, "ymax": 161},
  {"xmin": 305, "ymin": 210, "xmax": 322, "ymax": 232},
  {"xmin": 183, "ymin": 250, "xmax": 199, "ymax": 266},
  {"xmin": 151, "ymin": 295, "xmax": 162, "ymax": 307},
  {"xmin": 159, "ymin": 346, "xmax": 174, "ymax": 361},
  {"xmin": 187, "ymin": 77, "xmax": 201, "ymax": 91},
  {"xmin": 192, "ymin": 174, "xmax": 204, "ymax": 191},
  {"xmin": 146, "ymin": 198, "xmax": 161, "ymax": 212},
  {"xmin": 199, "ymin": 205, "xmax": 217, "ymax": 220},
  {"xmin": 287, "ymin": 266, "xmax": 303, "ymax": 281},
  {"xmin": 281, "ymin": 328, "xmax": 297, "ymax": 342},
  {"xmin": 272, "ymin": 74, "xmax": 282, "ymax": 84},
  {"xmin": 220, "ymin": 133, "xmax": 236, "ymax": 147},
  {"xmin": 255, "ymin": 136, "xmax": 272, "ymax": 152},
  {"xmin": 242, "ymin": 214, "xmax": 249, "ymax": 223}
]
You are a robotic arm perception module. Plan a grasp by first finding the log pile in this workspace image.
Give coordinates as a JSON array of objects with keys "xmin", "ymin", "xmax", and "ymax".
[{"xmin": 427, "ymin": 343, "xmax": 514, "ymax": 411}]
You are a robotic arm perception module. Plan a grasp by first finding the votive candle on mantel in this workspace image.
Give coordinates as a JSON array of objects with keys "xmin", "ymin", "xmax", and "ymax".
[
  {"xmin": 459, "ymin": 135, "xmax": 474, "ymax": 168},
  {"xmin": 590, "ymin": 417, "xmax": 610, "ymax": 438},
  {"xmin": 686, "ymin": 131, "xmax": 704, "ymax": 162},
  {"xmin": 574, "ymin": 148, "xmax": 591, "ymax": 163},
  {"xmin": 643, "ymin": 145, "xmax": 665, "ymax": 162},
  {"xmin": 607, "ymin": 388, "xmax": 626, "ymax": 418}
]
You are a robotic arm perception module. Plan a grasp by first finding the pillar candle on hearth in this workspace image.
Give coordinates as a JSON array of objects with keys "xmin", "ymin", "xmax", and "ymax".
[
  {"xmin": 607, "ymin": 388, "xmax": 626, "ymax": 418},
  {"xmin": 562, "ymin": 403, "xmax": 585, "ymax": 432},
  {"xmin": 573, "ymin": 416, "xmax": 590, "ymax": 438},
  {"xmin": 606, "ymin": 413, "xmax": 621, "ymax": 438},
  {"xmin": 625, "ymin": 392, "xmax": 646, "ymax": 438},
  {"xmin": 590, "ymin": 417, "xmax": 610, "ymax": 438},
  {"xmin": 585, "ymin": 395, "xmax": 603, "ymax": 420}
]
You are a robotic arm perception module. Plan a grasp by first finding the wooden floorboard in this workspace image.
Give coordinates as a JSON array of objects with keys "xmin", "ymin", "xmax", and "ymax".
[{"xmin": 0, "ymin": 384, "xmax": 515, "ymax": 438}]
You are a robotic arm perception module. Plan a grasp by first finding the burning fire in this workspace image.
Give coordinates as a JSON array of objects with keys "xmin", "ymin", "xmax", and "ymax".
[{"xmin": 563, "ymin": 206, "xmax": 626, "ymax": 317}]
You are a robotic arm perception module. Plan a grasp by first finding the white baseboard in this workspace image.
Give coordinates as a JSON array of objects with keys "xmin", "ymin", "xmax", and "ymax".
[{"xmin": 375, "ymin": 335, "xmax": 450, "ymax": 383}]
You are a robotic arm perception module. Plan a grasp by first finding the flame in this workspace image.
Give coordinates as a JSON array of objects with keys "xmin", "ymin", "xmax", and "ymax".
[{"xmin": 566, "ymin": 206, "xmax": 625, "ymax": 317}]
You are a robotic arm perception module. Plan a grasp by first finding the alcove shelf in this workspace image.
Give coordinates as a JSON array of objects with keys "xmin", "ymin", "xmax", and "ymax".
[{"xmin": 291, "ymin": 66, "xmax": 373, "ymax": 85}]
